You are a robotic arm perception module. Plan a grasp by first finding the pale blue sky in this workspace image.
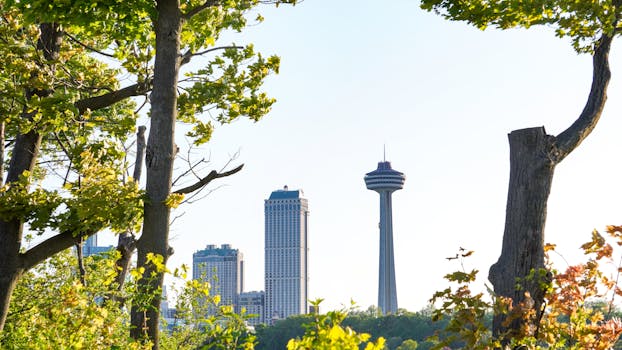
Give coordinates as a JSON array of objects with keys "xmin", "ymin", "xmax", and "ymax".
[{"xmin": 97, "ymin": 0, "xmax": 622, "ymax": 312}]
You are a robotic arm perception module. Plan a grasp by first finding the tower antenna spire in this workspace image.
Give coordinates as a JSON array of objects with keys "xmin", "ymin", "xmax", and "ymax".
[{"xmin": 383, "ymin": 144, "xmax": 386, "ymax": 162}]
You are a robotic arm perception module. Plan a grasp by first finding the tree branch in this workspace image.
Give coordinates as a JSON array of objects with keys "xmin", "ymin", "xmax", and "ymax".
[
  {"xmin": 64, "ymin": 31, "xmax": 115, "ymax": 58},
  {"xmin": 74, "ymin": 80, "xmax": 152, "ymax": 115},
  {"xmin": 19, "ymin": 229, "xmax": 82, "ymax": 271},
  {"xmin": 183, "ymin": 0, "xmax": 219, "ymax": 20},
  {"xmin": 180, "ymin": 45, "xmax": 243, "ymax": 65},
  {"xmin": 173, "ymin": 164, "xmax": 243, "ymax": 194},
  {"xmin": 133, "ymin": 126, "xmax": 147, "ymax": 181},
  {"xmin": 555, "ymin": 34, "xmax": 613, "ymax": 162}
]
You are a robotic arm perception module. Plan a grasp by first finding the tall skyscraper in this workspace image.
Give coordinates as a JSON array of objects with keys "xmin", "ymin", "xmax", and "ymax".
[
  {"xmin": 264, "ymin": 186, "xmax": 309, "ymax": 323},
  {"xmin": 364, "ymin": 161, "xmax": 405, "ymax": 314},
  {"xmin": 193, "ymin": 244, "xmax": 244, "ymax": 310},
  {"xmin": 82, "ymin": 234, "xmax": 113, "ymax": 257}
]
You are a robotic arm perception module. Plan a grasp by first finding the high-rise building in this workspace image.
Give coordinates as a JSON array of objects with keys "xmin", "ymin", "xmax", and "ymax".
[
  {"xmin": 82, "ymin": 234, "xmax": 113, "ymax": 257},
  {"xmin": 264, "ymin": 186, "xmax": 309, "ymax": 323},
  {"xmin": 193, "ymin": 244, "xmax": 244, "ymax": 310},
  {"xmin": 237, "ymin": 291, "xmax": 265, "ymax": 326},
  {"xmin": 364, "ymin": 161, "xmax": 405, "ymax": 315}
]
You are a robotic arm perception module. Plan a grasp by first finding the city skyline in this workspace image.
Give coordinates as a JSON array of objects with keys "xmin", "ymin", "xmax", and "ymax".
[{"xmin": 86, "ymin": 0, "xmax": 622, "ymax": 313}]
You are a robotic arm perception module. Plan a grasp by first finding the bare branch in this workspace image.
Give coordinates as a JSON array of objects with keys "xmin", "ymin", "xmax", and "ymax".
[
  {"xmin": 170, "ymin": 212, "xmax": 186, "ymax": 227},
  {"xmin": 182, "ymin": 184, "xmax": 224, "ymax": 204},
  {"xmin": 133, "ymin": 126, "xmax": 147, "ymax": 182},
  {"xmin": 180, "ymin": 45, "xmax": 244, "ymax": 65},
  {"xmin": 555, "ymin": 33, "xmax": 613, "ymax": 162},
  {"xmin": 64, "ymin": 31, "xmax": 115, "ymax": 58},
  {"xmin": 172, "ymin": 157, "xmax": 207, "ymax": 186},
  {"xmin": 173, "ymin": 164, "xmax": 243, "ymax": 195},
  {"xmin": 112, "ymin": 126, "xmax": 146, "ymax": 295},
  {"xmin": 74, "ymin": 80, "xmax": 152, "ymax": 115},
  {"xmin": 134, "ymin": 96, "xmax": 149, "ymax": 115},
  {"xmin": 52, "ymin": 132, "xmax": 74, "ymax": 186}
]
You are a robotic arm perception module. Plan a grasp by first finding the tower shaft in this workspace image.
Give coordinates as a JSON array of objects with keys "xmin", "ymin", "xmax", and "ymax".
[
  {"xmin": 364, "ymin": 160, "xmax": 405, "ymax": 315},
  {"xmin": 378, "ymin": 191, "xmax": 398, "ymax": 314}
]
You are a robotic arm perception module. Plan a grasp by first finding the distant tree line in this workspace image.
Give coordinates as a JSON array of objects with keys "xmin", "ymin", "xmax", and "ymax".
[
  {"xmin": 255, "ymin": 307, "xmax": 451, "ymax": 350},
  {"xmin": 256, "ymin": 301, "xmax": 622, "ymax": 350}
]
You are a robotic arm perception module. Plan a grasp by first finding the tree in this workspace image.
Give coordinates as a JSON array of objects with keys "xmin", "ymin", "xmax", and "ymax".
[
  {"xmin": 0, "ymin": 5, "xmax": 143, "ymax": 334},
  {"xmin": 429, "ymin": 238, "xmax": 622, "ymax": 349},
  {"xmin": 286, "ymin": 301, "xmax": 386, "ymax": 350},
  {"xmin": 420, "ymin": 0, "xmax": 622, "ymax": 342},
  {"xmin": 1, "ymin": 250, "xmax": 149, "ymax": 350},
  {"xmin": 0, "ymin": 1, "xmax": 294, "ymax": 346},
  {"xmin": 396, "ymin": 339, "xmax": 419, "ymax": 350}
]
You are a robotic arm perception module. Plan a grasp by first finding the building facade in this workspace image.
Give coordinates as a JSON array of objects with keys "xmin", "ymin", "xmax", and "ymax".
[
  {"xmin": 364, "ymin": 161, "xmax": 405, "ymax": 315},
  {"xmin": 264, "ymin": 186, "xmax": 309, "ymax": 323},
  {"xmin": 193, "ymin": 244, "xmax": 244, "ymax": 311},
  {"xmin": 237, "ymin": 291, "xmax": 265, "ymax": 326},
  {"xmin": 82, "ymin": 234, "xmax": 113, "ymax": 257}
]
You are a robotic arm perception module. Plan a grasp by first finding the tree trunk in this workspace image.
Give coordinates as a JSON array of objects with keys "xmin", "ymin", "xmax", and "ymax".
[
  {"xmin": 130, "ymin": 0, "xmax": 181, "ymax": 346},
  {"xmin": 76, "ymin": 240, "xmax": 86, "ymax": 286},
  {"xmin": 0, "ymin": 22, "xmax": 60, "ymax": 333},
  {"xmin": 488, "ymin": 33, "xmax": 614, "ymax": 345},
  {"xmin": 114, "ymin": 126, "xmax": 146, "ymax": 292},
  {"xmin": 0, "ymin": 131, "xmax": 44, "ymax": 331},
  {"xmin": 0, "ymin": 221, "xmax": 25, "ymax": 332},
  {"xmin": 489, "ymin": 127, "xmax": 555, "ymax": 342},
  {"xmin": 0, "ymin": 121, "xmax": 4, "ymax": 184}
]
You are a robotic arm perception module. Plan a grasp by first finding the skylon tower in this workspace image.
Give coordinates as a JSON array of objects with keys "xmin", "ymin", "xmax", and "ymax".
[{"xmin": 364, "ymin": 160, "xmax": 405, "ymax": 314}]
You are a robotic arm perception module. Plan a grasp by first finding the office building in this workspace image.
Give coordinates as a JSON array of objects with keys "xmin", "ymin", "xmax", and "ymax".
[
  {"xmin": 237, "ymin": 291, "xmax": 265, "ymax": 326},
  {"xmin": 193, "ymin": 244, "xmax": 244, "ymax": 310},
  {"xmin": 82, "ymin": 234, "xmax": 113, "ymax": 257},
  {"xmin": 364, "ymin": 160, "xmax": 405, "ymax": 314},
  {"xmin": 264, "ymin": 186, "xmax": 309, "ymax": 323}
]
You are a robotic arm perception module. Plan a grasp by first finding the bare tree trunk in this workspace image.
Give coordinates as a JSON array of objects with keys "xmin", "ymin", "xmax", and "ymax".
[
  {"xmin": 76, "ymin": 240, "xmax": 86, "ymax": 286},
  {"xmin": 114, "ymin": 126, "xmax": 146, "ymax": 291},
  {"xmin": 489, "ymin": 127, "xmax": 554, "ymax": 341},
  {"xmin": 488, "ymin": 34, "xmax": 613, "ymax": 344},
  {"xmin": 130, "ymin": 0, "xmax": 181, "ymax": 346}
]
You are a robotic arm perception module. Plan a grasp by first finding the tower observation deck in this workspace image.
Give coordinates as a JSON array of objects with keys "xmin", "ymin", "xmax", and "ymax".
[{"xmin": 364, "ymin": 161, "xmax": 405, "ymax": 315}]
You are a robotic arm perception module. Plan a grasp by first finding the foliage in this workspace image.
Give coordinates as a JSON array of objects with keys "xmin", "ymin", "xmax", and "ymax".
[
  {"xmin": 0, "ymin": 250, "xmax": 148, "ymax": 350},
  {"xmin": 428, "ymin": 228, "xmax": 622, "ymax": 349},
  {"xmin": 0, "ymin": 0, "xmax": 297, "ymax": 341},
  {"xmin": 286, "ymin": 300, "xmax": 386, "ymax": 350},
  {"xmin": 419, "ymin": 0, "xmax": 622, "ymax": 53},
  {"xmin": 0, "ymin": 6, "xmax": 142, "ymax": 237},
  {"xmin": 255, "ymin": 314, "xmax": 312, "ymax": 350},
  {"xmin": 0, "ymin": 249, "xmax": 259, "ymax": 349},
  {"xmin": 160, "ymin": 264, "xmax": 257, "ymax": 350},
  {"xmin": 395, "ymin": 339, "xmax": 419, "ymax": 350},
  {"xmin": 255, "ymin": 307, "xmax": 441, "ymax": 350}
]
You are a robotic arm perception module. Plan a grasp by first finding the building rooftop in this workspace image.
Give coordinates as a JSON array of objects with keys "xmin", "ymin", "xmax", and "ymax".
[
  {"xmin": 268, "ymin": 185, "xmax": 304, "ymax": 200},
  {"xmin": 193, "ymin": 244, "xmax": 239, "ymax": 257},
  {"xmin": 365, "ymin": 161, "xmax": 405, "ymax": 177}
]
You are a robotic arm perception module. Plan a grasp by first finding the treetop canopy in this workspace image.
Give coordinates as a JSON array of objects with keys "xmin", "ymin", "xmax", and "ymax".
[{"xmin": 420, "ymin": 0, "xmax": 622, "ymax": 53}]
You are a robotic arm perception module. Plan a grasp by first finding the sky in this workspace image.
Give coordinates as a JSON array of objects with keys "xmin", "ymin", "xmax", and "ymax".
[{"xmin": 98, "ymin": 0, "xmax": 622, "ymax": 313}]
